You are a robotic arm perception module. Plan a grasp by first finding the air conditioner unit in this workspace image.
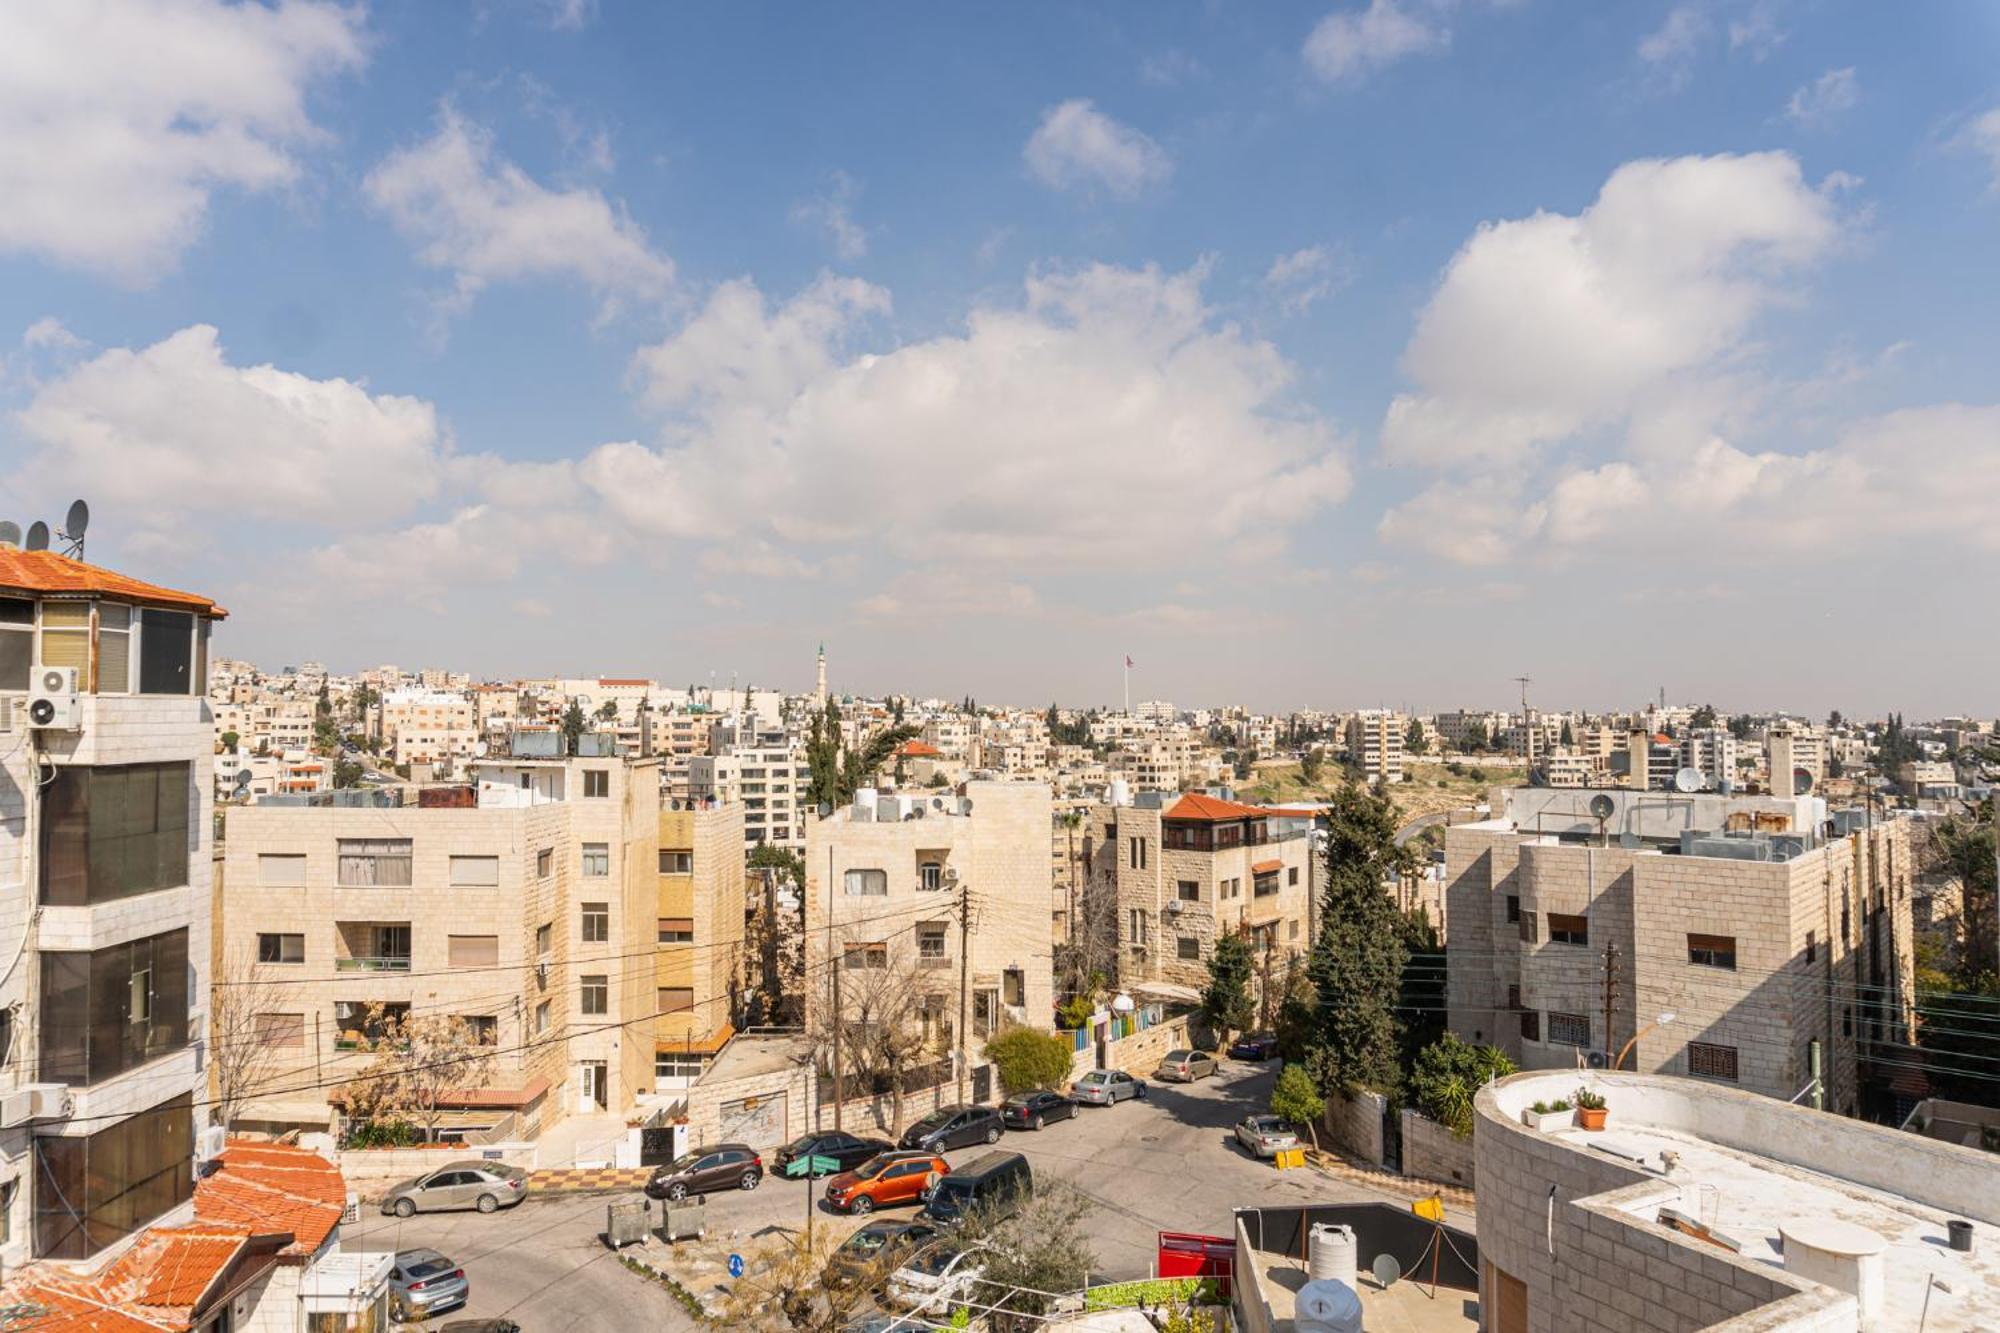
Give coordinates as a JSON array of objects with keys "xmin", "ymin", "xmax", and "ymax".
[
  {"xmin": 195, "ymin": 1124, "xmax": 227, "ymax": 1163},
  {"xmin": 1586, "ymin": 1051, "xmax": 1610, "ymax": 1070},
  {"xmin": 28, "ymin": 667, "xmax": 80, "ymax": 730},
  {"xmin": 1164, "ymin": 900, "xmax": 1185, "ymax": 914}
]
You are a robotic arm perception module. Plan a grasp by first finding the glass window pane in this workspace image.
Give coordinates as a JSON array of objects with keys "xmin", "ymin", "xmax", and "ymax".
[
  {"xmin": 0, "ymin": 627, "xmax": 28, "ymax": 690},
  {"xmin": 40, "ymin": 629, "xmax": 87, "ymax": 672},
  {"xmin": 137, "ymin": 610, "xmax": 193, "ymax": 694},
  {"xmin": 41, "ymin": 603, "xmax": 90, "ymax": 628},
  {"xmin": 98, "ymin": 628, "xmax": 130, "ymax": 692}
]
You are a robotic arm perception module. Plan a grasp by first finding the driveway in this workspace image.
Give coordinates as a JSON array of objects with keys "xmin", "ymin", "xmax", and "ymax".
[{"xmin": 340, "ymin": 1060, "xmax": 1395, "ymax": 1325}]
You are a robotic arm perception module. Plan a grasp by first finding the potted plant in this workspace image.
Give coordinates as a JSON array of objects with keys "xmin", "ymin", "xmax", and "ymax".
[
  {"xmin": 1573, "ymin": 1086, "xmax": 1607, "ymax": 1131},
  {"xmin": 1520, "ymin": 1098, "xmax": 1573, "ymax": 1132}
]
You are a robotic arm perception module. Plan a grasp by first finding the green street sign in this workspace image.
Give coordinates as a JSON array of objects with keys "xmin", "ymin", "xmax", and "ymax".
[{"xmin": 785, "ymin": 1154, "xmax": 843, "ymax": 1178}]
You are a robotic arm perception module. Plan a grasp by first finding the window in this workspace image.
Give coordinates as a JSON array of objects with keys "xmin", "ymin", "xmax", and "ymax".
[
  {"xmin": 581, "ymin": 903, "xmax": 609, "ymax": 943},
  {"xmin": 460, "ymin": 1015, "xmax": 498, "ymax": 1046},
  {"xmin": 1519, "ymin": 1010, "xmax": 1540, "ymax": 1042},
  {"xmin": 448, "ymin": 935, "xmax": 499, "ymax": 968},
  {"xmin": 1506, "ymin": 984, "xmax": 1521, "ymax": 1009},
  {"xmin": 39, "ymin": 928, "xmax": 191, "ymax": 1085},
  {"xmin": 450, "ymin": 855, "xmax": 499, "ymax": 887},
  {"xmin": 535, "ymin": 923, "xmax": 552, "ymax": 956},
  {"xmin": 336, "ymin": 839, "xmax": 411, "ymax": 888},
  {"xmin": 1547, "ymin": 1012, "xmax": 1590, "ymax": 1047},
  {"xmin": 256, "ymin": 1012, "xmax": 305, "ymax": 1049},
  {"xmin": 1177, "ymin": 936, "xmax": 1200, "ymax": 960},
  {"xmin": 1687, "ymin": 1041, "xmax": 1739, "ymax": 1082},
  {"xmin": 1687, "ymin": 933, "xmax": 1737, "ymax": 970},
  {"xmin": 843, "ymin": 943, "xmax": 888, "ymax": 970},
  {"xmin": 973, "ymin": 989, "xmax": 997, "ymax": 1037},
  {"xmin": 1254, "ymin": 873, "xmax": 1279, "ymax": 898},
  {"xmin": 40, "ymin": 762, "xmax": 192, "ymax": 906},
  {"xmin": 534, "ymin": 1001, "xmax": 551, "ymax": 1035},
  {"xmin": 0, "ymin": 598, "xmax": 31, "ymax": 690},
  {"xmin": 581, "ymin": 843, "xmax": 610, "ymax": 877},
  {"xmin": 843, "ymin": 869, "xmax": 887, "ymax": 896},
  {"xmin": 658, "ymin": 917, "xmax": 694, "ymax": 944},
  {"xmin": 258, "ymin": 854, "xmax": 306, "ymax": 886},
  {"xmin": 257, "ymin": 932, "xmax": 304, "ymax": 964},
  {"xmin": 1129, "ymin": 837, "xmax": 1147, "ymax": 870},
  {"xmin": 1805, "ymin": 930, "xmax": 1817, "ymax": 963},
  {"xmin": 580, "ymin": 975, "xmax": 608, "ymax": 1015},
  {"xmin": 1289, "ymin": 867, "xmax": 1300, "ymax": 886},
  {"xmin": 40, "ymin": 602, "xmax": 90, "ymax": 677},
  {"xmin": 583, "ymin": 769, "xmax": 610, "ymax": 798},
  {"xmin": 918, "ymin": 923, "xmax": 947, "ymax": 960},
  {"xmin": 659, "ymin": 850, "xmax": 693, "ymax": 875},
  {"xmin": 97, "ymin": 604, "xmax": 131, "ymax": 692},
  {"xmin": 1518, "ymin": 912, "xmax": 1537, "ymax": 943},
  {"xmin": 34, "ymin": 1091, "xmax": 193, "ymax": 1259},
  {"xmin": 536, "ymin": 847, "xmax": 553, "ymax": 878},
  {"xmin": 657, "ymin": 1053, "xmax": 707, "ymax": 1081},
  {"xmin": 1176, "ymin": 880, "xmax": 1201, "ymax": 902},
  {"xmin": 137, "ymin": 609, "xmax": 195, "ymax": 695},
  {"xmin": 1289, "ymin": 920, "xmax": 1300, "ymax": 940},
  {"xmin": 919, "ymin": 861, "xmax": 944, "ymax": 891},
  {"xmin": 1505, "ymin": 895, "xmax": 1520, "ymax": 924},
  {"xmin": 1004, "ymin": 967, "xmax": 1024, "ymax": 1007},
  {"xmin": 657, "ymin": 987, "xmax": 693, "ymax": 1014},
  {"xmin": 1547, "ymin": 913, "xmax": 1588, "ymax": 946}
]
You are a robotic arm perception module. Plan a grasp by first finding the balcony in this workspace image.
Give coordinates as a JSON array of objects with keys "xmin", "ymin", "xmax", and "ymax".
[
  {"xmin": 918, "ymin": 955, "xmax": 952, "ymax": 969},
  {"xmin": 335, "ymin": 956, "xmax": 412, "ymax": 973},
  {"xmin": 336, "ymin": 923, "xmax": 411, "ymax": 974}
]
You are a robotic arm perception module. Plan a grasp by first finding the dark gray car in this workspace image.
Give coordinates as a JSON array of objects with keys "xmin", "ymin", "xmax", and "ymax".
[
  {"xmin": 380, "ymin": 1161, "xmax": 529, "ymax": 1217},
  {"xmin": 645, "ymin": 1143, "xmax": 764, "ymax": 1200},
  {"xmin": 899, "ymin": 1105, "xmax": 1004, "ymax": 1153}
]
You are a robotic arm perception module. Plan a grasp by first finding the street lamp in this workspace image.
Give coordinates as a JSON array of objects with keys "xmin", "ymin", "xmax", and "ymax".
[{"xmin": 1615, "ymin": 1010, "xmax": 1678, "ymax": 1071}]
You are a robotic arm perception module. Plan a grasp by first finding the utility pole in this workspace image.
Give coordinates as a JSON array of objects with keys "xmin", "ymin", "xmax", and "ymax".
[
  {"xmin": 1602, "ymin": 941, "xmax": 1620, "ymax": 1069},
  {"xmin": 828, "ymin": 845, "xmax": 842, "ymax": 1130},
  {"xmin": 1259, "ymin": 932, "xmax": 1275, "ymax": 1030},
  {"xmin": 956, "ymin": 873, "xmax": 973, "ymax": 1105}
]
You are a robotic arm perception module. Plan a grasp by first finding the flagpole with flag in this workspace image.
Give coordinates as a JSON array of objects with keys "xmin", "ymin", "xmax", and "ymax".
[{"xmin": 1123, "ymin": 654, "xmax": 1133, "ymax": 717}]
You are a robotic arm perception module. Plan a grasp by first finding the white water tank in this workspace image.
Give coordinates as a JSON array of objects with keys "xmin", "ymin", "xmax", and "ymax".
[
  {"xmin": 1780, "ymin": 1218, "xmax": 1885, "ymax": 1323},
  {"xmin": 1293, "ymin": 1278, "xmax": 1362, "ymax": 1333},
  {"xmin": 1109, "ymin": 779, "xmax": 1131, "ymax": 807},
  {"xmin": 1308, "ymin": 1222, "xmax": 1358, "ymax": 1289}
]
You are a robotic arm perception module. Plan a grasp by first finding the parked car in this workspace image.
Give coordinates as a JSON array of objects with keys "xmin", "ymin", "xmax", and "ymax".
[
  {"xmin": 439, "ymin": 1323, "xmax": 519, "ymax": 1333},
  {"xmin": 1153, "ymin": 1050, "xmax": 1219, "ymax": 1082},
  {"xmin": 380, "ymin": 1161, "xmax": 530, "ymax": 1218},
  {"xmin": 824, "ymin": 1151, "xmax": 950, "ymax": 1214},
  {"xmin": 824, "ymin": 1218, "xmax": 939, "ymax": 1288},
  {"xmin": 1070, "ymin": 1069, "xmax": 1147, "ymax": 1105},
  {"xmin": 899, "ymin": 1104, "xmax": 1005, "ymax": 1153},
  {"xmin": 1000, "ymin": 1089, "xmax": 1078, "ymax": 1131},
  {"xmin": 388, "ymin": 1249, "xmax": 468, "ymax": 1323},
  {"xmin": 885, "ymin": 1242, "xmax": 990, "ymax": 1315},
  {"xmin": 644, "ymin": 1143, "xmax": 764, "ymax": 1200},
  {"xmin": 1234, "ymin": 1114, "xmax": 1302, "ymax": 1158},
  {"xmin": 918, "ymin": 1151, "xmax": 1032, "ymax": 1227},
  {"xmin": 1228, "ymin": 1033, "xmax": 1279, "ymax": 1061},
  {"xmin": 775, "ymin": 1130, "xmax": 893, "ymax": 1178}
]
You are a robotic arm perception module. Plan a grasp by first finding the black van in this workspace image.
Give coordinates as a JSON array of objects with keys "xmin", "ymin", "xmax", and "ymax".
[{"xmin": 918, "ymin": 1151, "xmax": 1032, "ymax": 1225}]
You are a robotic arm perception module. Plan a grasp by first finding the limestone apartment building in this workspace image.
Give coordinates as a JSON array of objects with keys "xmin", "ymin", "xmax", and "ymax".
[
  {"xmin": 1445, "ymin": 784, "xmax": 1915, "ymax": 1117},
  {"xmin": 0, "ymin": 551, "xmax": 223, "ymax": 1263},
  {"xmin": 1086, "ymin": 791, "xmax": 1318, "ymax": 1001},
  {"xmin": 805, "ymin": 783, "xmax": 1056, "ymax": 1092},
  {"xmin": 222, "ymin": 748, "xmax": 747, "ymax": 1136}
]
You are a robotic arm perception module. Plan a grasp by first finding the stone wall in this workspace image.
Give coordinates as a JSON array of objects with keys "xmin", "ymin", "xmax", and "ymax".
[
  {"xmin": 337, "ymin": 1143, "xmax": 538, "ymax": 1196},
  {"xmin": 1067, "ymin": 1013, "xmax": 1195, "ymax": 1084},
  {"xmin": 1399, "ymin": 1108, "xmax": 1475, "ymax": 1189},
  {"xmin": 1318, "ymin": 1089, "xmax": 1386, "ymax": 1166},
  {"xmin": 812, "ymin": 1063, "xmax": 995, "ymax": 1136}
]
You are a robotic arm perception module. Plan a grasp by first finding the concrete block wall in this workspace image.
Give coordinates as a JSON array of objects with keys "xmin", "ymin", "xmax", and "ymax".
[
  {"xmin": 1319, "ymin": 1089, "xmax": 1386, "ymax": 1166},
  {"xmin": 1400, "ymin": 1108, "xmax": 1476, "ymax": 1189}
]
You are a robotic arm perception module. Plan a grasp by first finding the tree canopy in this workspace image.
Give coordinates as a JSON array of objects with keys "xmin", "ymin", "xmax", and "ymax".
[
  {"xmin": 1302, "ymin": 784, "xmax": 1413, "ymax": 1097},
  {"xmin": 1200, "ymin": 931, "xmax": 1256, "ymax": 1038}
]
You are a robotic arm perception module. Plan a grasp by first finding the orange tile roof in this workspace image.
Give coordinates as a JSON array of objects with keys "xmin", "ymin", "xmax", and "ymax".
[
  {"xmin": 1163, "ymin": 792, "xmax": 1275, "ymax": 823},
  {"xmin": 897, "ymin": 740, "xmax": 941, "ymax": 757},
  {"xmin": 0, "ymin": 549, "xmax": 226, "ymax": 618},
  {"xmin": 93, "ymin": 1224, "xmax": 252, "ymax": 1314},
  {"xmin": 0, "ymin": 1281, "xmax": 167, "ymax": 1333},
  {"xmin": 194, "ymin": 1140, "xmax": 347, "ymax": 1256},
  {"xmin": 1251, "ymin": 859, "xmax": 1284, "ymax": 875}
]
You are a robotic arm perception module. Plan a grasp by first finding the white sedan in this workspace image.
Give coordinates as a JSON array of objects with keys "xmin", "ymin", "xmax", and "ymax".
[
  {"xmin": 1234, "ymin": 1114, "xmax": 1301, "ymax": 1159},
  {"xmin": 886, "ymin": 1243, "xmax": 989, "ymax": 1315}
]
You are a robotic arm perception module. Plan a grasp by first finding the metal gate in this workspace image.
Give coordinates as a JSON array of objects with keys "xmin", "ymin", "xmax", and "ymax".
[
  {"xmin": 718, "ymin": 1094, "xmax": 788, "ymax": 1149},
  {"xmin": 972, "ymin": 1065, "xmax": 992, "ymax": 1104},
  {"xmin": 640, "ymin": 1126, "xmax": 679, "ymax": 1166}
]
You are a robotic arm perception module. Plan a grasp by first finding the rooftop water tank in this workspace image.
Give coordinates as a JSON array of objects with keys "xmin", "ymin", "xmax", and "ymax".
[
  {"xmin": 1293, "ymin": 1278, "xmax": 1362, "ymax": 1333},
  {"xmin": 1308, "ymin": 1223, "xmax": 1357, "ymax": 1289}
]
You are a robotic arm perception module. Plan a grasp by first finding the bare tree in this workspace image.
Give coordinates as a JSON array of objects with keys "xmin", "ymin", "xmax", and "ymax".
[
  {"xmin": 338, "ymin": 1006, "xmax": 498, "ymax": 1143},
  {"xmin": 209, "ymin": 952, "xmax": 292, "ymax": 1134},
  {"xmin": 811, "ymin": 942, "xmax": 940, "ymax": 1133},
  {"xmin": 1058, "ymin": 856, "xmax": 1122, "ymax": 999},
  {"xmin": 719, "ymin": 1228, "xmax": 872, "ymax": 1333}
]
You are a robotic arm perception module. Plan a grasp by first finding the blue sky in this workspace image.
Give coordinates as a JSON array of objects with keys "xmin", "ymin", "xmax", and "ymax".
[{"xmin": 1, "ymin": 1, "xmax": 1996, "ymax": 716}]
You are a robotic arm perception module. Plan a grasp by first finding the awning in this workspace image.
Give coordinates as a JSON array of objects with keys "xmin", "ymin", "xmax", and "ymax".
[
  {"xmin": 1131, "ymin": 981, "xmax": 1201, "ymax": 1004},
  {"xmin": 1251, "ymin": 860, "xmax": 1283, "ymax": 875},
  {"xmin": 656, "ymin": 1024, "xmax": 735, "ymax": 1057}
]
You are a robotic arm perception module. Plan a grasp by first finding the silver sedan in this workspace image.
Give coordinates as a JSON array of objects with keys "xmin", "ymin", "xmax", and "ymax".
[
  {"xmin": 1070, "ymin": 1069, "xmax": 1147, "ymax": 1105},
  {"xmin": 1235, "ymin": 1114, "xmax": 1301, "ymax": 1159},
  {"xmin": 1153, "ymin": 1050, "xmax": 1219, "ymax": 1082}
]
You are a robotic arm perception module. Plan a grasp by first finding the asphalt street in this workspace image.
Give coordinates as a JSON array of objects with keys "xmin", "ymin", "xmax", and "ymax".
[{"xmin": 342, "ymin": 1059, "xmax": 1391, "ymax": 1329}]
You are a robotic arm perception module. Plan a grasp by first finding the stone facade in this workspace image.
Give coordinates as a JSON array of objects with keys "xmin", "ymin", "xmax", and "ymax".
[
  {"xmin": 653, "ymin": 805, "xmax": 746, "ymax": 1077},
  {"xmin": 1400, "ymin": 1107, "xmax": 1476, "ymax": 1189}
]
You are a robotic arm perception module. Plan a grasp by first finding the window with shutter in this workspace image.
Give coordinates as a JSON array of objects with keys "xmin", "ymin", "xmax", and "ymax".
[{"xmin": 448, "ymin": 935, "xmax": 499, "ymax": 967}]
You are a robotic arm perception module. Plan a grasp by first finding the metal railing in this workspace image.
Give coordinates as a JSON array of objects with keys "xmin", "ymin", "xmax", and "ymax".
[{"xmin": 335, "ymin": 956, "xmax": 412, "ymax": 972}]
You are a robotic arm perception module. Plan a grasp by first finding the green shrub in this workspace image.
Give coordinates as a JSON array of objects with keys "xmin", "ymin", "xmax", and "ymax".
[
  {"xmin": 983, "ymin": 1025, "xmax": 1077, "ymax": 1094},
  {"xmin": 1056, "ymin": 994, "xmax": 1096, "ymax": 1031},
  {"xmin": 345, "ymin": 1118, "xmax": 417, "ymax": 1148},
  {"xmin": 1083, "ymin": 1278, "xmax": 1222, "ymax": 1311},
  {"xmin": 1573, "ymin": 1085, "xmax": 1605, "ymax": 1111},
  {"xmin": 1407, "ymin": 1034, "xmax": 1515, "ymax": 1138},
  {"xmin": 1271, "ymin": 1062, "xmax": 1325, "ymax": 1128}
]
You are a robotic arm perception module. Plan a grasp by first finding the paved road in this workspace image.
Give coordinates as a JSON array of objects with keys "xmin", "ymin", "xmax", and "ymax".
[
  {"xmin": 342, "ymin": 1060, "xmax": 1391, "ymax": 1327},
  {"xmin": 1394, "ymin": 810, "xmax": 1452, "ymax": 846}
]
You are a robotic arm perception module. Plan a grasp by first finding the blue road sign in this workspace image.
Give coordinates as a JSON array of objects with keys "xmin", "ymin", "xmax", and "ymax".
[{"xmin": 728, "ymin": 1253, "xmax": 744, "ymax": 1279}]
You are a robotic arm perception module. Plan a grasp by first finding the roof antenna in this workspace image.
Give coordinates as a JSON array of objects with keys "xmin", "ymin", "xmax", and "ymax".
[
  {"xmin": 58, "ymin": 499, "xmax": 88, "ymax": 560},
  {"xmin": 23, "ymin": 521, "xmax": 49, "ymax": 552}
]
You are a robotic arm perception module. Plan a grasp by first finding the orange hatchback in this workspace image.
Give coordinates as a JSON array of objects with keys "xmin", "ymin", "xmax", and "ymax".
[{"xmin": 822, "ymin": 1151, "xmax": 949, "ymax": 1215}]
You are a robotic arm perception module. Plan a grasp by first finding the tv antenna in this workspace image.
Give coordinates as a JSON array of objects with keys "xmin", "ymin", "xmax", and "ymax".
[{"xmin": 58, "ymin": 499, "xmax": 88, "ymax": 559}]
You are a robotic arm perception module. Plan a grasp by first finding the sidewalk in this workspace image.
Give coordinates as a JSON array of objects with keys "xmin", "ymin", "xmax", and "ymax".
[{"xmin": 531, "ymin": 1164, "xmax": 651, "ymax": 1195}]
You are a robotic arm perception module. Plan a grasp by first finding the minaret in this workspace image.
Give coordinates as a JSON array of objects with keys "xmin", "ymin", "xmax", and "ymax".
[{"xmin": 815, "ymin": 642, "xmax": 827, "ymax": 705}]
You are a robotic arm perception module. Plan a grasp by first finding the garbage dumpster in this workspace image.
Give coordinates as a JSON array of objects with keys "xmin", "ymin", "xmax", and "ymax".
[
  {"xmin": 662, "ymin": 1197, "xmax": 707, "ymax": 1242},
  {"xmin": 606, "ymin": 1199, "xmax": 652, "ymax": 1248}
]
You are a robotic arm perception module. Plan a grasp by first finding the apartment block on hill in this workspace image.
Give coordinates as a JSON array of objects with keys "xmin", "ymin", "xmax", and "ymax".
[
  {"xmin": 1346, "ymin": 709, "xmax": 1406, "ymax": 784},
  {"xmin": 1444, "ymin": 784, "xmax": 1915, "ymax": 1116}
]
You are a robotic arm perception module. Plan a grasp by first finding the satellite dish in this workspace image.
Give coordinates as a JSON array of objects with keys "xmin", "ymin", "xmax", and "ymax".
[
  {"xmin": 1588, "ymin": 793, "xmax": 1616, "ymax": 820},
  {"xmin": 62, "ymin": 499, "xmax": 88, "ymax": 538},
  {"xmin": 1794, "ymin": 767, "xmax": 1815, "ymax": 795},
  {"xmin": 1674, "ymin": 766, "xmax": 1704, "ymax": 794},
  {"xmin": 0, "ymin": 521, "xmax": 18, "ymax": 547},
  {"xmin": 1371, "ymin": 1253, "xmax": 1402, "ymax": 1287},
  {"xmin": 23, "ymin": 521, "xmax": 49, "ymax": 551}
]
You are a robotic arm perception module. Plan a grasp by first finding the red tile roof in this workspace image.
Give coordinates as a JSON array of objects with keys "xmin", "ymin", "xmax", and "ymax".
[
  {"xmin": 0, "ymin": 549, "xmax": 227, "ymax": 618},
  {"xmin": 93, "ymin": 1225, "xmax": 253, "ymax": 1314},
  {"xmin": 0, "ymin": 1281, "xmax": 167, "ymax": 1333},
  {"xmin": 195, "ymin": 1140, "xmax": 347, "ymax": 1256},
  {"xmin": 1163, "ymin": 792, "xmax": 1275, "ymax": 823},
  {"xmin": 897, "ymin": 740, "xmax": 941, "ymax": 757}
]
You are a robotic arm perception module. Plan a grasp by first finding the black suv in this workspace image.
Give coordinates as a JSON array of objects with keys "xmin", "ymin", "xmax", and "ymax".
[
  {"xmin": 919, "ymin": 1151, "xmax": 1031, "ymax": 1225},
  {"xmin": 1000, "ymin": 1089, "xmax": 1077, "ymax": 1131},
  {"xmin": 899, "ymin": 1105, "xmax": 1005, "ymax": 1153},
  {"xmin": 775, "ymin": 1130, "xmax": 893, "ymax": 1178}
]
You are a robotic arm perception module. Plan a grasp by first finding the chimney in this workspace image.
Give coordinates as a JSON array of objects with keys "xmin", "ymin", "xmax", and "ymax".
[
  {"xmin": 1769, "ymin": 726, "xmax": 1795, "ymax": 799},
  {"xmin": 1628, "ymin": 729, "xmax": 1652, "ymax": 791}
]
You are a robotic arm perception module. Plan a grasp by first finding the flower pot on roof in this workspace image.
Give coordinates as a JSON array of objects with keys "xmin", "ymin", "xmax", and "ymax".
[
  {"xmin": 1573, "ymin": 1086, "xmax": 1607, "ymax": 1131},
  {"xmin": 1521, "ymin": 1098, "xmax": 1573, "ymax": 1132}
]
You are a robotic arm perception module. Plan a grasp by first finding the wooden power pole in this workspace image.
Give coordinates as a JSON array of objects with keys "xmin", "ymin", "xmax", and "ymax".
[{"xmin": 1602, "ymin": 941, "xmax": 1620, "ymax": 1067}]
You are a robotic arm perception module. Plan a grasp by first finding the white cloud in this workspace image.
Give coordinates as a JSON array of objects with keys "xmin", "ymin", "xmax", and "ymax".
[
  {"xmin": 1304, "ymin": 0, "xmax": 1447, "ymax": 83},
  {"xmin": 1263, "ymin": 246, "xmax": 1349, "ymax": 315},
  {"xmin": 364, "ymin": 107, "xmax": 673, "ymax": 319},
  {"xmin": 604, "ymin": 263, "xmax": 1350, "ymax": 572},
  {"xmin": 0, "ymin": 0, "xmax": 365, "ymax": 283},
  {"xmin": 544, "ymin": 0, "xmax": 595, "ymax": 30},
  {"xmin": 1785, "ymin": 68, "xmax": 1858, "ymax": 130},
  {"xmin": 790, "ymin": 171, "xmax": 869, "ymax": 260},
  {"xmin": 1023, "ymin": 100, "xmax": 1172, "ymax": 197},
  {"xmin": 1382, "ymin": 152, "xmax": 1842, "ymax": 469},
  {"xmin": 15, "ymin": 325, "xmax": 442, "ymax": 527},
  {"xmin": 856, "ymin": 570, "xmax": 1043, "ymax": 621},
  {"xmin": 1727, "ymin": 3, "xmax": 1786, "ymax": 59},
  {"xmin": 1139, "ymin": 50, "xmax": 1207, "ymax": 87},
  {"xmin": 1638, "ymin": 5, "xmax": 1708, "ymax": 76},
  {"xmin": 1964, "ymin": 107, "xmax": 2000, "ymax": 189},
  {"xmin": 22, "ymin": 318, "xmax": 86, "ymax": 353}
]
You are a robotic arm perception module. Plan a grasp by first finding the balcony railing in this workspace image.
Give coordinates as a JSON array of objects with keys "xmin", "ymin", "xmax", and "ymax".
[
  {"xmin": 917, "ymin": 955, "xmax": 952, "ymax": 968},
  {"xmin": 335, "ymin": 956, "xmax": 412, "ymax": 973}
]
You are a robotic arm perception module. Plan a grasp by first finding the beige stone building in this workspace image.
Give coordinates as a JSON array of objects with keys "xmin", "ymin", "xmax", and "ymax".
[
  {"xmin": 1085, "ymin": 792, "xmax": 1318, "ymax": 1004},
  {"xmin": 376, "ymin": 688, "xmax": 477, "ymax": 768},
  {"xmin": 1346, "ymin": 708, "xmax": 1406, "ymax": 784},
  {"xmin": 805, "ymin": 782, "xmax": 1056, "ymax": 1090},
  {"xmin": 1445, "ymin": 785, "xmax": 1915, "ymax": 1115},
  {"xmin": 653, "ymin": 805, "xmax": 747, "ymax": 1090},
  {"xmin": 220, "ymin": 752, "xmax": 697, "ymax": 1137}
]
